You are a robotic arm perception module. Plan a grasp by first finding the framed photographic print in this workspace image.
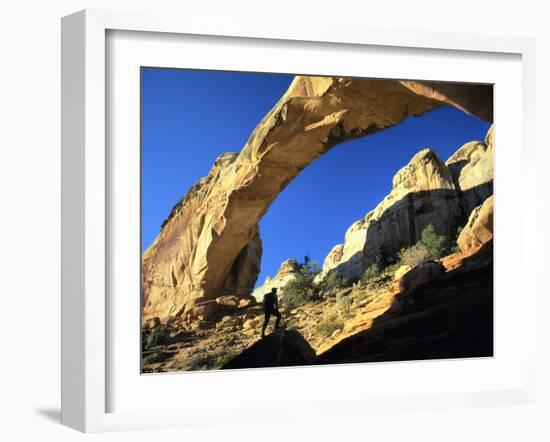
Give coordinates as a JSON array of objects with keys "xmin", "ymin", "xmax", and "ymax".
[{"xmin": 61, "ymin": 9, "xmax": 537, "ymax": 432}]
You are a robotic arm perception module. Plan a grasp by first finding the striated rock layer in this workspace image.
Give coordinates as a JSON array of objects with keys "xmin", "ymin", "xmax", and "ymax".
[{"xmin": 142, "ymin": 76, "xmax": 492, "ymax": 322}]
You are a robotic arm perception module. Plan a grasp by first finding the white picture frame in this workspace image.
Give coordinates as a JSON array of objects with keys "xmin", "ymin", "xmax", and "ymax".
[{"xmin": 61, "ymin": 9, "xmax": 537, "ymax": 433}]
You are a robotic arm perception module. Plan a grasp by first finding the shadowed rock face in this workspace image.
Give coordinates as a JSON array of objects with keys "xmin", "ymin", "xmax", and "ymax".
[
  {"xmin": 317, "ymin": 147, "xmax": 460, "ymax": 282},
  {"xmin": 317, "ymin": 240, "xmax": 494, "ymax": 365},
  {"xmin": 458, "ymin": 195, "xmax": 494, "ymax": 252},
  {"xmin": 221, "ymin": 328, "xmax": 317, "ymax": 369},
  {"xmin": 142, "ymin": 76, "xmax": 492, "ymax": 321},
  {"xmin": 214, "ymin": 236, "xmax": 493, "ymax": 371}
]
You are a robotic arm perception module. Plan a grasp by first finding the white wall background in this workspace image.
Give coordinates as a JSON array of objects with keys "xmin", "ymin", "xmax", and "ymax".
[{"xmin": 0, "ymin": 0, "xmax": 547, "ymax": 440}]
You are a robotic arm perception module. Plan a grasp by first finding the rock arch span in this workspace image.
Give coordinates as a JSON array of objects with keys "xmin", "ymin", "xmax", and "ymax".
[{"xmin": 142, "ymin": 76, "xmax": 492, "ymax": 321}]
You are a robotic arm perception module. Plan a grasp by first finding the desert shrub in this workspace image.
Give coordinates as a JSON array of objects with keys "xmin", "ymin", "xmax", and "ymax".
[
  {"xmin": 143, "ymin": 325, "xmax": 171, "ymax": 350},
  {"xmin": 382, "ymin": 262, "xmax": 402, "ymax": 275},
  {"xmin": 361, "ymin": 263, "xmax": 381, "ymax": 286},
  {"xmin": 397, "ymin": 224, "xmax": 454, "ymax": 267},
  {"xmin": 281, "ymin": 283, "xmax": 309, "ymax": 309},
  {"xmin": 336, "ymin": 291, "xmax": 354, "ymax": 318},
  {"xmin": 321, "ymin": 271, "xmax": 347, "ymax": 296},
  {"xmin": 189, "ymin": 353, "xmax": 216, "ymax": 371},
  {"xmin": 142, "ymin": 351, "xmax": 174, "ymax": 366},
  {"xmin": 215, "ymin": 351, "xmax": 239, "ymax": 369},
  {"xmin": 315, "ymin": 315, "xmax": 344, "ymax": 338},
  {"xmin": 398, "ymin": 244, "xmax": 429, "ymax": 267}
]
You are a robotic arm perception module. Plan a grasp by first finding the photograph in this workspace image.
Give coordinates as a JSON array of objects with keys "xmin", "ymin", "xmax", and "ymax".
[{"xmin": 140, "ymin": 69, "xmax": 494, "ymax": 373}]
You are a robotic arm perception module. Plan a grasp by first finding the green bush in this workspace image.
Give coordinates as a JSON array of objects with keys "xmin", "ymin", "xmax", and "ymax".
[
  {"xmin": 215, "ymin": 351, "xmax": 239, "ymax": 369},
  {"xmin": 315, "ymin": 316, "xmax": 344, "ymax": 338},
  {"xmin": 281, "ymin": 282, "xmax": 309, "ymax": 309},
  {"xmin": 281, "ymin": 257, "xmax": 321, "ymax": 308},
  {"xmin": 382, "ymin": 262, "xmax": 402, "ymax": 275},
  {"xmin": 397, "ymin": 224, "xmax": 452, "ymax": 267},
  {"xmin": 336, "ymin": 291, "xmax": 354, "ymax": 318},
  {"xmin": 361, "ymin": 263, "xmax": 381, "ymax": 285},
  {"xmin": 143, "ymin": 325, "xmax": 172, "ymax": 350},
  {"xmin": 189, "ymin": 353, "xmax": 216, "ymax": 371},
  {"xmin": 418, "ymin": 223, "xmax": 448, "ymax": 260},
  {"xmin": 321, "ymin": 271, "xmax": 347, "ymax": 296}
]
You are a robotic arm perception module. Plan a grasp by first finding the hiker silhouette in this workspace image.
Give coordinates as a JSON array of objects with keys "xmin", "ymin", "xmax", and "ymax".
[{"xmin": 261, "ymin": 287, "xmax": 282, "ymax": 338}]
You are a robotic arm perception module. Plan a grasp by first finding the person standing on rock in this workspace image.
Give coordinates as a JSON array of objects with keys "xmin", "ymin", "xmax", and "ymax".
[{"xmin": 261, "ymin": 288, "xmax": 282, "ymax": 338}]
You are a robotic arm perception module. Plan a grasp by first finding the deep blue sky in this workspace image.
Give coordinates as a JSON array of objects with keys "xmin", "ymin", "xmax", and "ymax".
[{"xmin": 141, "ymin": 68, "xmax": 490, "ymax": 287}]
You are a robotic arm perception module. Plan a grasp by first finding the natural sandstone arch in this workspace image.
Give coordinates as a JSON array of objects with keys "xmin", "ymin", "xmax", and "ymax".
[{"xmin": 142, "ymin": 76, "xmax": 492, "ymax": 321}]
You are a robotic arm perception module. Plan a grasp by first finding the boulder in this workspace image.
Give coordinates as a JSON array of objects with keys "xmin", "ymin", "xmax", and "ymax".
[
  {"xmin": 215, "ymin": 295, "xmax": 240, "ymax": 309},
  {"xmin": 194, "ymin": 299, "xmax": 219, "ymax": 317},
  {"xmin": 238, "ymin": 295, "xmax": 256, "ymax": 309},
  {"xmin": 142, "ymin": 76, "xmax": 492, "ymax": 321},
  {"xmin": 221, "ymin": 328, "xmax": 317, "ymax": 369},
  {"xmin": 458, "ymin": 195, "xmax": 494, "ymax": 252},
  {"xmin": 394, "ymin": 265, "xmax": 412, "ymax": 281},
  {"xmin": 242, "ymin": 318, "xmax": 258, "ymax": 330},
  {"xmin": 398, "ymin": 261, "xmax": 446, "ymax": 292}
]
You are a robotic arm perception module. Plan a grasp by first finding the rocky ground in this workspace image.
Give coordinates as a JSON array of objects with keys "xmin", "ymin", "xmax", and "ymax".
[
  {"xmin": 142, "ymin": 243, "xmax": 490, "ymax": 373},
  {"xmin": 141, "ymin": 124, "xmax": 495, "ymax": 373},
  {"xmin": 142, "ymin": 275, "xmax": 398, "ymax": 372}
]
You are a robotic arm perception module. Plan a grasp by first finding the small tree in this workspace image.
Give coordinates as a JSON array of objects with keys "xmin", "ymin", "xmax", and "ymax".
[
  {"xmin": 418, "ymin": 223, "xmax": 448, "ymax": 260},
  {"xmin": 281, "ymin": 257, "xmax": 320, "ymax": 308},
  {"xmin": 282, "ymin": 277, "xmax": 310, "ymax": 309}
]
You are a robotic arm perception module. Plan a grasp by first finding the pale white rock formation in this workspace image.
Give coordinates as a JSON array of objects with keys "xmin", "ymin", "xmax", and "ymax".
[
  {"xmin": 317, "ymin": 148, "xmax": 462, "ymax": 282},
  {"xmin": 446, "ymin": 124, "xmax": 494, "ymax": 215},
  {"xmin": 315, "ymin": 125, "xmax": 494, "ymax": 284},
  {"xmin": 252, "ymin": 259, "xmax": 300, "ymax": 301}
]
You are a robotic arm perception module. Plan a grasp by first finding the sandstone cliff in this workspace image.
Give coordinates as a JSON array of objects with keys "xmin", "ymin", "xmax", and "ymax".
[
  {"xmin": 316, "ymin": 147, "xmax": 459, "ymax": 282},
  {"xmin": 315, "ymin": 126, "xmax": 493, "ymax": 283},
  {"xmin": 446, "ymin": 125, "xmax": 494, "ymax": 215},
  {"xmin": 457, "ymin": 195, "xmax": 494, "ymax": 252},
  {"xmin": 142, "ymin": 76, "xmax": 492, "ymax": 322}
]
